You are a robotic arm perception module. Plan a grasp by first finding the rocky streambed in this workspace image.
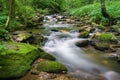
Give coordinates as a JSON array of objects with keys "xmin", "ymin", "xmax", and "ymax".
[{"xmin": 0, "ymin": 14, "xmax": 120, "ymax": 80}]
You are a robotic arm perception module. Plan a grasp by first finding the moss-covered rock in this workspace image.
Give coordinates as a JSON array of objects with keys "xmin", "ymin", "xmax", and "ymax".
[
  {"xmin": 0, "ymin": 42, "xmax": 40, "ymax": 79},
  {"xmin": 91, "ymin": 33, "xmax": 118, "ymax": 51},
  {"xmin": 36, "ymin": 60, "xmax": 67, "ymax": 73},
  {"xmin": 111, "ymin": 25, "xmax": 120, "ymax": 33},
  {"xmin": 78, "ymin": 30, "xmax": 89, "ymax": 38},
  {"xmin": 97, "ymin": 33, "xmax": 118, "ymax": 43},
  {"xmin": 39, "ymin": 48, "xmax": 56, "ymax": 61},
  {"xmin": 93, "ymin": 42, "xmax": 110, "ymax": 51},
  {"xmin": 12, "ymin": 32, "xmax": 32, "ymax": 42},
  {"xmin": 92, "ymin": 23, "xmax": 105, "ymax": 30}
]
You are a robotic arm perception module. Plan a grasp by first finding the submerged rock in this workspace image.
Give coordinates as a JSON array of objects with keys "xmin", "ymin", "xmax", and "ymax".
[
  {"xmin": 36, "ymin": 60, "xmax": 67, "ymax": 73},
  {"xmin": 0, "ymin": 42, "xmax": 40, "ymax": 79}
]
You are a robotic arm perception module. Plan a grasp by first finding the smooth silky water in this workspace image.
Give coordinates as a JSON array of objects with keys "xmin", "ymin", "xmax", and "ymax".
[{"xmin": 42, "ymin": 15, "xmax": 120, "ymax": 80}]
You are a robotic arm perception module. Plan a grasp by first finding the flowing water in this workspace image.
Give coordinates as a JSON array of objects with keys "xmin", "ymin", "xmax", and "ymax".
[{"xmin": 42, "ymin": 15, "xmax": 120, "ymax": 80}]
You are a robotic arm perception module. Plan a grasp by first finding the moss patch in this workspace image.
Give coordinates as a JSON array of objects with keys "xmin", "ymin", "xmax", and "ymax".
[
  {"xmin": 0, "ymin": 42, "xmax": 40, "ymax": 79},
  {"xmin": 94, "ymin": 42, "xmax": 110, "ymax": 51},
  {"xmin": 39, "ymin": 48, "xmax": 56, "ymax": 61},
  {"xmin": 37, "ymin": 60, "xmax": 67, "ymax": 73},
  {"xmin": 97, "ymin": 33, "xmax": 118, "ymax": 43},
  {"xmin": 78, "ymin": 30, "xmax": 89, "ymax": 38}
]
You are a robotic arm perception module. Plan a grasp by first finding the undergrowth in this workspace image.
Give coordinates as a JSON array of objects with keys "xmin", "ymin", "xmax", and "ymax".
[{"xmin": 69, "ymin": 1, "xmax": 120, "ymax": 25}]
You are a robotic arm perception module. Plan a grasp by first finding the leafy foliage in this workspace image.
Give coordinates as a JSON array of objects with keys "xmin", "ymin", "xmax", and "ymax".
[
  {"xmin": 16, "ymin": 0, "xmax": 35, "ymax": 17},
  {"xmin": 32, "ymin": 0, "xmax": 66, "ymax": 13},
  {"xmin": 69, "ymin": 1, "xmax": 120, "ymax": 25},
  {"xmin": 0, "ymin": 15, "xmax": 7, "ymax": 26},
  {"xmin": 0, "ymin": 28, "xmax": 8, "ymax": 38}
]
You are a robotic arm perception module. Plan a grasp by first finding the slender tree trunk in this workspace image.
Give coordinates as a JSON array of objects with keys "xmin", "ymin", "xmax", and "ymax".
[{"xmin": 5, "ymin": 0, "xmax": 15, "ymax": 28}]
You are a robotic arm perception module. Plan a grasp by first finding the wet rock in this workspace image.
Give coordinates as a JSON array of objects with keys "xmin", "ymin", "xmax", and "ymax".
[
  {"xmin": 36, "ymin": 60, "xmax": 67, "ymax": 73},
  {"xmin": 91, "ymin": 33, "xmax": 118, "ymax": 51},
  {"xmin": 59, "ymin": 30, "xmax": 68, "ymax": 33},
  {"xmin": 57, "ymin": 33, "xmax": 71, "ymax": 38},
  {"xmin": 90, "ymin": 28, "xmax": 96, "ymax": 33},
  {"xmin": 51, "ymin": 29, "xmax": 59, "ymax": 32},
  {"xmin": 39, "ymin": 48, "xmax": 56, "ymax": 61},
  {"xmin": 11, "ymin": 31, "xmax": 33, "ymax": 42},
  {"xmin": 107, "ymin": 53, "xmax": 119, "ymax": 61},
  {"xmin": 75, "ymin": 40, "xmax": 90, "ymax": 47},
  {"xmin": 91, "ymin": 32, "xmax": 101, "ymax": 39},
  {"xmin": 30, "ymin": 33, "xmax": 48, "ymax": 46},
  {"xmin": 0, "ymin": 42, "xmax": 40, "ymax": 79},
  {"xmin": 32, "ymin": 15, "xmax": 44, "ymax": 23},
  {"xmin": 78, "ymin": 30, "xmax": 89, "ymax": 38},
  {"xmin": 111, "ymin": 25, "xmax": 120, "ymax": 33},
  {"xmin": 104, "ymin": 71, "xmax": 120, "ymax": 80}
]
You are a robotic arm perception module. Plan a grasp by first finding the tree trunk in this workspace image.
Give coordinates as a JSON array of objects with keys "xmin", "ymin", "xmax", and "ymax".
[
  {"xmin": 100, "ymin": 0, "xmax": 114, "ymax": 25},
  {"xmin": 5, "ymin": 0, "xmax": 15, "ymax": 28},
  {"xmin": 100, "ymin": 0, "xmax": 110, "ymax": 18}
]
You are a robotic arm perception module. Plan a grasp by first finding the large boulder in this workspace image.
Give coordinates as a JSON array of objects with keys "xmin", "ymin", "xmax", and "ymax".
[
  {"xmin": 36, "ymin": 60, "xmax": 67, "ymax": 73},
  {"xmin": 96, "ymin": 33, "xmax": 118, "ymax": 43},
  {"xmin": 0, "ymin": 42, "xmax": 40, "ymax": 79},
  {"xmin": 93, "ymin": 42, "xmax": 110, "ymax": 51},
  {"xmin": 91, "ymin": 33, "xmax": 118, "ymax": 51}
]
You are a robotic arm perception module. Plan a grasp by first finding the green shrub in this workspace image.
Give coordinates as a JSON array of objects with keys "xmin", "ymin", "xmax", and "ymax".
[
  {"xmin": 0, "ymin": 15, "xmax": 7, "ymax": 26},
  {"xmin": 111, "ymin": 25, "xmax": 120, "ymax": 33},
  {"xmin": 69, "ymin": 1, "xmax": 120, "ymax": 25},
  {"xmin": 16, "ymin": 0, "xmax": 35, "ymax": 19},
  {"xmin": 33, "ymin": 0, "xmax": 65, "ymax": 13},
  {"xmin": 0, "ymin": 28, "xmax": 8, "ymax": 38}
]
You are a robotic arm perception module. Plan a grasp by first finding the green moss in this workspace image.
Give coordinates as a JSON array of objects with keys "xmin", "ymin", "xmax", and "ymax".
[
  {"xmin": 17, "ymin": 33, "xmax": 32, "ymax": 41},
  {"xmin": 6, "ymin": 42, "xmax": 37, "ymax": 55},
  {"xmin": 92, "ymin": 23, "xmax": 105, "ymax": 30},
  {"xmin": 78, "ymin": 30, "xmax": 89, "ymax": 38},
  {"xmin": 0, "ymin": 42, "xmax": 40, "ymax": 79},
  {"xmin": 97, "ymin": 33, "xmax": 118, "ymax": 43},
  {"xmin": 95, "ymin": 42, "xmax": 110, "ymax": 51},
  {"xmin": 37, "ymin": 60, "xmax": 67, "ymax": 73},
  {"xmin": 39, "ymin": 48, "xmax": 56, "ymax": 60},
  {"xmin": 111, "ymin": 25, "xmax": 120, "ymax": 33}
]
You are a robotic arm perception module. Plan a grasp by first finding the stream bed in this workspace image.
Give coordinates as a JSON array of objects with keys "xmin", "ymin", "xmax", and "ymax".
[{"xmin": 42, "ymin": 14, "xmax": 120, "ymax": 80}]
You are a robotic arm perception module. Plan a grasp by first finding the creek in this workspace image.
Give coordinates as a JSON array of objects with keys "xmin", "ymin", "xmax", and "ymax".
[{"xmin": 42, "ymin": 14, "xmax": 120, "ymax": 80}]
